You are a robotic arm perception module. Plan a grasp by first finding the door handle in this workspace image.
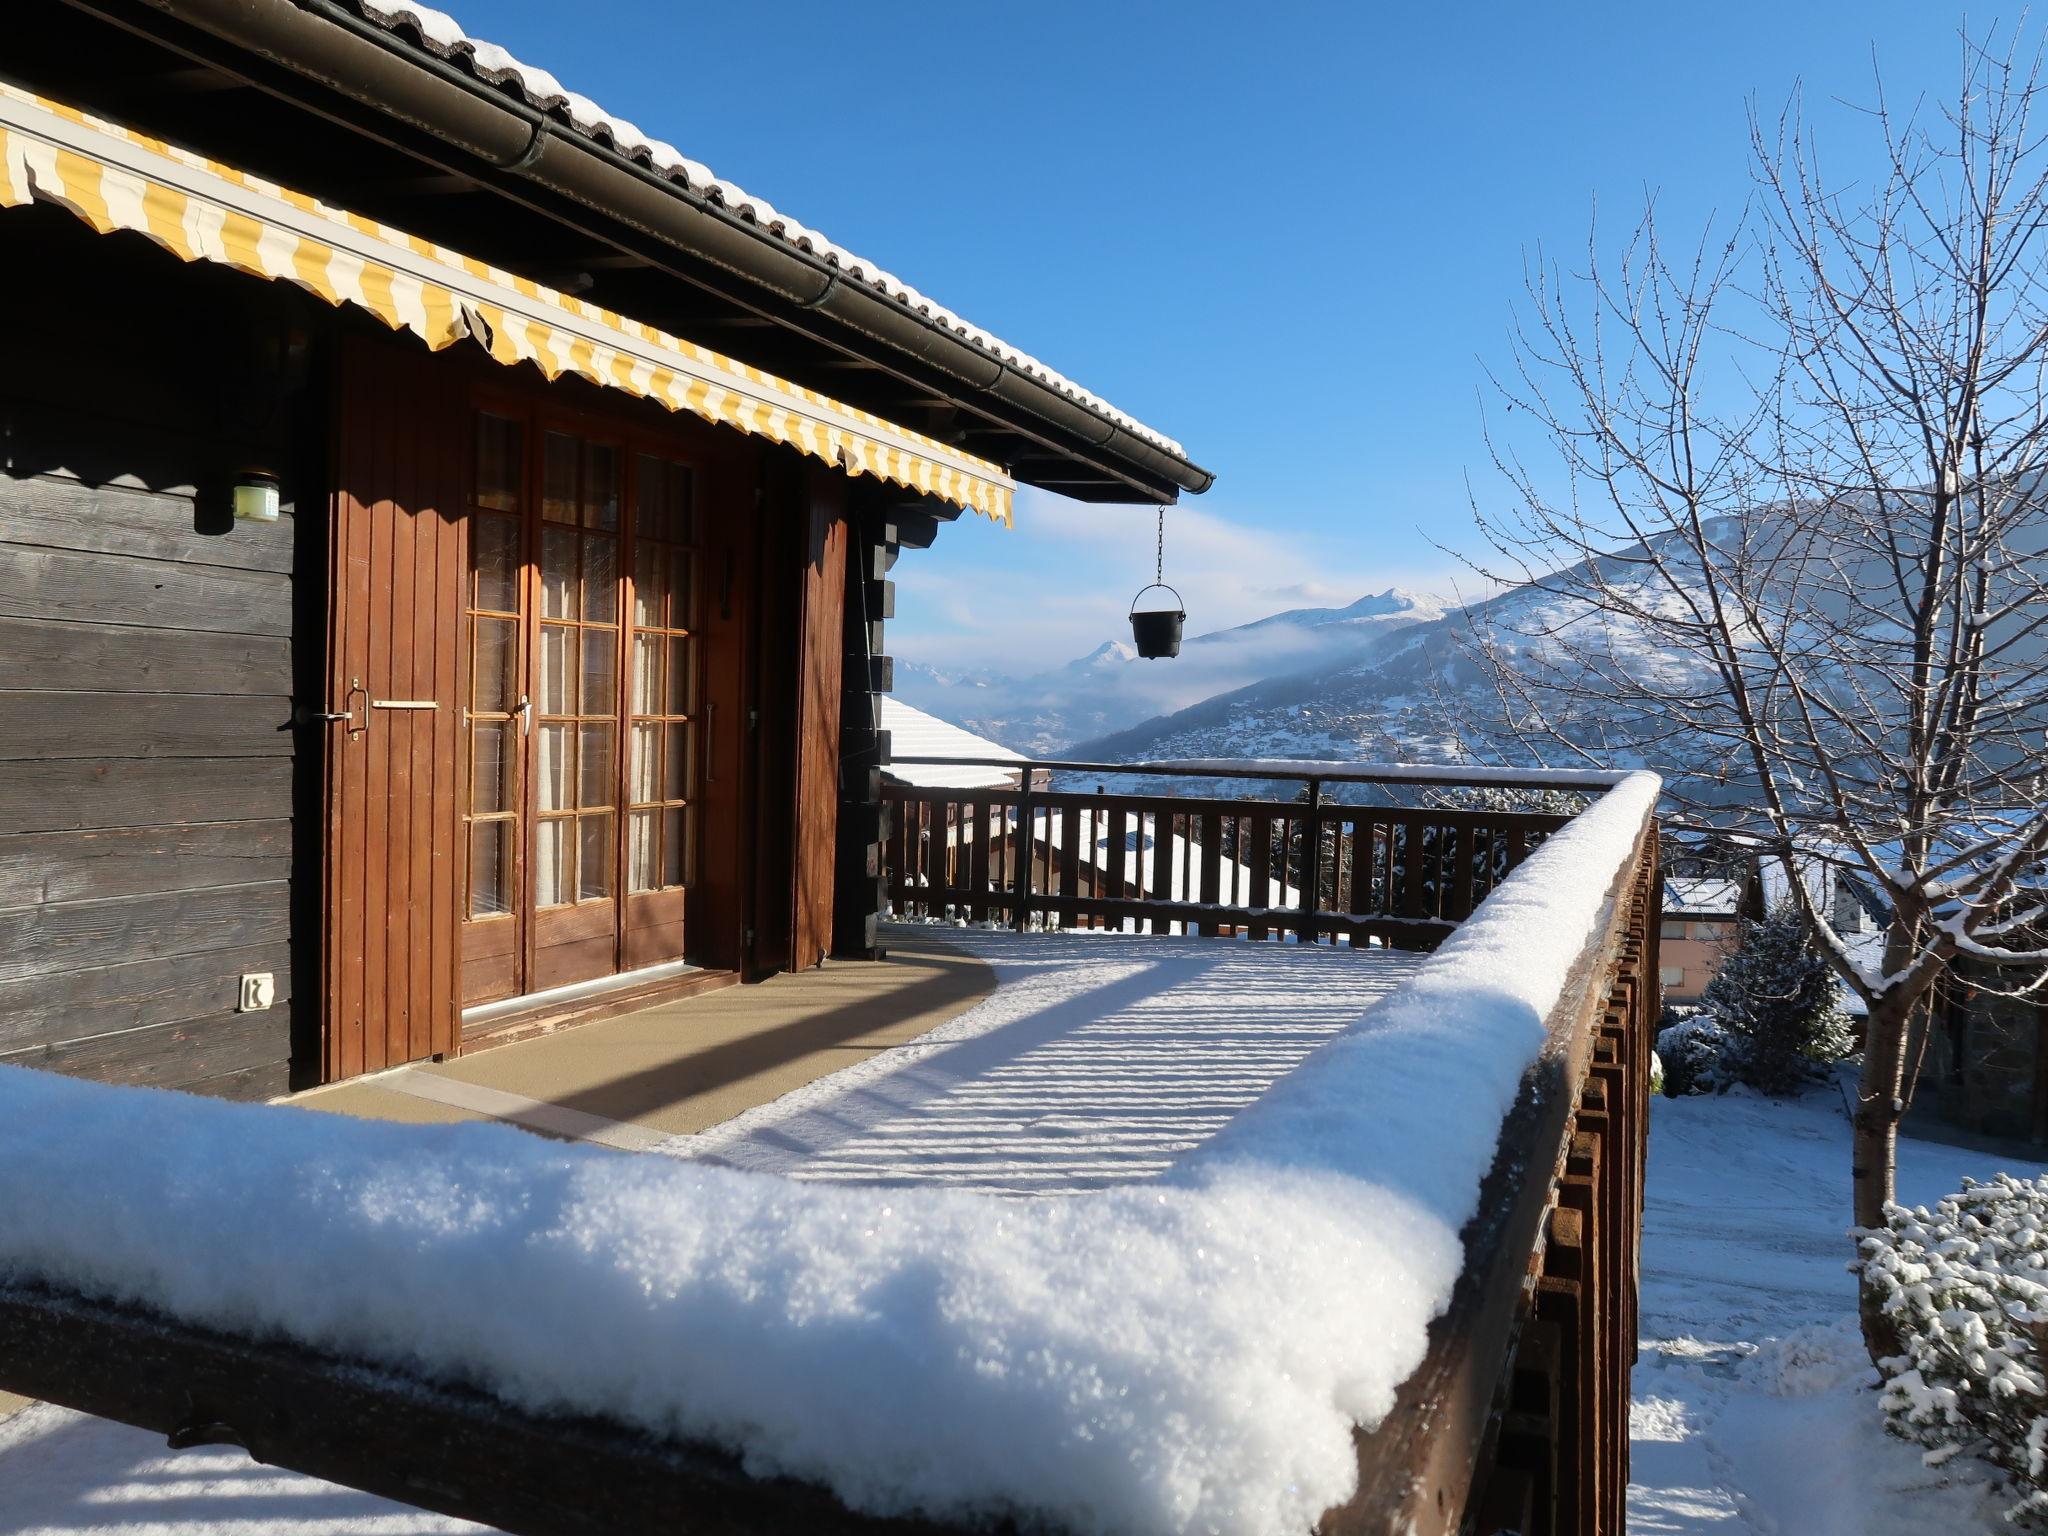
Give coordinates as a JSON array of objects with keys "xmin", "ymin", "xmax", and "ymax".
[{"xmin": 518, "ymin": 694, "xmax": 533, "ymax": 736}]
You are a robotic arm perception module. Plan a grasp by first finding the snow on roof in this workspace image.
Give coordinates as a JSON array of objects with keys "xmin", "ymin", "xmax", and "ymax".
[
  {"xmin": 342, "ymin": 1, "xmax": 1187, "ymax": 461},
  {"xmin": 1664, "ymin": 876, "xmax": 1742, "ymax": 918},
  {"xmin": 0, "ymin": 771, "xmax": 1658, "ymax": 1536},
  {"xmin": 936, "ymin": 806, "xmax": 1300, "ymax": 919},
  {"xmin": 880, "ymin": 699, "xmax": 1024, "ymax": 790}
]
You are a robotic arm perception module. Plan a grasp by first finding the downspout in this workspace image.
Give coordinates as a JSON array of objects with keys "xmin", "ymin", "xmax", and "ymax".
[{"xmin": 116, "ymin": 0, "xmax": 1215, "ymax": 497}]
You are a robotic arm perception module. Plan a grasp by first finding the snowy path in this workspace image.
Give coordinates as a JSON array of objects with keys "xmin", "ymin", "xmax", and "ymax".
[{"xmin": 1629, "ymin": 1084, "xmax": 2044, "ymax": 1534}]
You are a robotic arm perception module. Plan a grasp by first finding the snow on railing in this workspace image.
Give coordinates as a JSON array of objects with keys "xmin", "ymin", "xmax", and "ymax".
[{"xmin": 0, "ymin": 773, "xmax": 1660, "ymax": 1536}]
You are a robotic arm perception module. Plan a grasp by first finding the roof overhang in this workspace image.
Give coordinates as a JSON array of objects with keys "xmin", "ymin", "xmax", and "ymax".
[
  {"xmin": 20, "ymin": 0, "xmax": 1213, "ymax": 505},
  {"xmin": 1, "ymin": 82, "xmax": 1016, "ymax": 520}
]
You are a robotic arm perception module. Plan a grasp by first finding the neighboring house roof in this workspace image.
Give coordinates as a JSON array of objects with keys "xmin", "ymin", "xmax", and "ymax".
[
  {"xmin": 880, "ymin": 700, "xmax": 1024, "ymax": 790},
  {"xmin": 346, "ymin": 1, "xmax": 1186, "ymax": 461},
  {"xmin": 1664, "ymin": 877, "xmax": 1742, "ymax": 919},
  {"xmin": 923, "ymin": 808, "xmax": 1300, "ymax": 916}
]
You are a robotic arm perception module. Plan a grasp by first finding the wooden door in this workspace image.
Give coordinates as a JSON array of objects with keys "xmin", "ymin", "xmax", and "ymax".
[{"xmin": 324, "ymin": 337, "xmax": 465, "ymax": 1080}]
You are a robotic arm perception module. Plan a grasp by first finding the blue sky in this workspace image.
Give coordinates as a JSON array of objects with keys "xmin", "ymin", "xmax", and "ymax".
[{"xmin": 466, "ymin": 0, "xmax": 1986, "ymax": 668}]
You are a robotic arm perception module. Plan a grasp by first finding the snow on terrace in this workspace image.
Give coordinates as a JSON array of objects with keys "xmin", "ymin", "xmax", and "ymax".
[
  {"xmin": 0, "ymin": 772, "xmax": 1659, "ymax": 1536},
  {"xmin": 671, "ymin": 931, "xmax": 1418, "ymax": 1193}
]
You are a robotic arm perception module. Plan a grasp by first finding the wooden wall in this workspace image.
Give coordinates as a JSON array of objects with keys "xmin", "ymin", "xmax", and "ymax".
[{"xmin": 0, "ymin": 206, "xmax": 320, "ymax": 1099}]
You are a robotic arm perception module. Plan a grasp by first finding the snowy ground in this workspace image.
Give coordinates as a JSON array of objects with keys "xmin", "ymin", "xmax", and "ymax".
[{"xmin": 1629, "ymin": 1080, "xmax": 2043, "ymax": 1534}]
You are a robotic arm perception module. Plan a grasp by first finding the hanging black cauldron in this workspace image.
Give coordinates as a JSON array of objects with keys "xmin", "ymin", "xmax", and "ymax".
[{"xmin": 1129, "ymin": 583, "xmax": 1185, "ymax": 659}]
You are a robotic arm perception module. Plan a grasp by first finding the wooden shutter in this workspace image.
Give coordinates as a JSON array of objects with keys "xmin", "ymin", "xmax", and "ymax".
[{"xmin": 323, "ymin": 335, "xmax": 466, "ymax": 1081}]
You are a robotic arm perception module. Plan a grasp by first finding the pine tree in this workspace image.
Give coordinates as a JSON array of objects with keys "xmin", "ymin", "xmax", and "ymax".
[{"xmin": 1701, "ymin": 901, "xmax": 1856, "ymax": 1094}]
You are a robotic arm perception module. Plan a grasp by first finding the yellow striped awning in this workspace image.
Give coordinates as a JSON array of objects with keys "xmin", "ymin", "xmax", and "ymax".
[{"xmin": 0, "ymin": 83, "xmax": 1014, "ymax": 524}]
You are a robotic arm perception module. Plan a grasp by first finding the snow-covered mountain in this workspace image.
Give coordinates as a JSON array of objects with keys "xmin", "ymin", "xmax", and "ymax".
[
  {"xmin": 1070, "ymin": 569, "xmax": 1711, "ymax": 777},
  {"xmin": 893, "ymin": 589, "xmax": 1444, "ymax": 755}
]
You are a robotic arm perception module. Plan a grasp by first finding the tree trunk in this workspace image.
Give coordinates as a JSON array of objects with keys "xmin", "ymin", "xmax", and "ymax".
[{"xmin": 1853, "ymin": 987, "xmax": 1913, "ymax": 1365}]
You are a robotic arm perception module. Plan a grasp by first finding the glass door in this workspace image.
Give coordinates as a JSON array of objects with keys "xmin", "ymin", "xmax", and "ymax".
[{"xmin": 460, "ymin": 409, "xmax": 704, "ymax": 1008}]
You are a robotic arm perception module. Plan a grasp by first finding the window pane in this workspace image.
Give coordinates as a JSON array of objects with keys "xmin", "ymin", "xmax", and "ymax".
[
  {"xmin": 543, "ymin": 431, "xmax": 578, "ymax": 523},
  {"xmin": 469, "ymin": 820, "xmax": 512, "ymax": 917},
  {"xmin": 537, "ymin": 723, "xmax": 573, "ymax": 811},
  {"xmin": 628, "ymin": 809, "xmax": 658, "ymax": 893},
  {"xmin": 633, "ymin": 541, "xmax": 666, "ymax": 630},
  {"xmin": 582, "ymin": 630, "xmax": 616, "ymax": 716},
  {"xmin": 535, "ymin": 818, "xmax": 569, "ymax": 907},
  {"xmin": 472, "ymin": 722, "xmax": 514, "ymax": 813},
  {"xmin": 632, "ymin": 633, "xmax": 662, "ymax": 716},
  {"xmin": 584, "ymin": 533, "xmax": 618, "ymax": 623},
  {"xmin": 579, "ymin": 722, "xmax": 615, "ymax": 809},
  {"xmin": 635, "ymin": 454, "xmax": 667, "ymax": 542},
  {"xmin": 662, "ymin": 807, "xmax": 688, "ymax": 888},
  {"xmin": 670, "ymin": 549, "xmax": 695, "ymax": 630},
  {"xmin": 630, "ymin": 722, "xmax": 660, "ymax": 803},
  {"xmin": 579, "ymin": 813, "xmax": 613, "ymax": 902},
  {"xmin": 584, "ymin": 444, "xmax": 620, "ymax": 531},
  {"xmin": 473, "ymin": 513, "xmax": 519, "ymax": 612},
  {"xmin": 540, "ymin": 528, "xmax": 579, "ymax": 619},
  {"xmin": 538, "ymin": 624, "xmax": 576, "ymax": 714},
  {"xmin": 475, "ymin": 415, "xmax": 523, "ymax": 512},
  {"xmin": 472, "ymin": 616, "xmax": 516, "ymax": 713},
  {"xmin": 668, "ymin": 636, "xmax": 694, "ymax": 714},
  {"xmin": 671, "ymin": 467, "xmax": 694, "ymax": 544},
  {"xmin": 664, "ymin": 723, "xmax": 691, "ymax": 801}
]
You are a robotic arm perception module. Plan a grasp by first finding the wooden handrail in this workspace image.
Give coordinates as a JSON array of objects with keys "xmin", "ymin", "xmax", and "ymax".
[
  {"xmin": 1326, "ymin": 809, "xmax": 1660, "ymax": 1535},
  {"xmin": 889, "ymin": 753, "xmax": 1632, "ymax": 793},
  {"xmin": 882, "ymin": 780, "xmax": 1571, "ymax": 948}
]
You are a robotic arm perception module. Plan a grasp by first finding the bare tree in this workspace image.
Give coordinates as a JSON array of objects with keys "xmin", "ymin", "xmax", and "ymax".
[{"xmin": 1468, "ymin": 29, "xmax": 2048, "ymax": 1359}]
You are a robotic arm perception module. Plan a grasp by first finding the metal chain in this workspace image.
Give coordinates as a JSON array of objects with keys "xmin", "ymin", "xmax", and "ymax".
[{"xmin": 1155, "ymin": 505, "xmax": 1164, "ymax": 587}]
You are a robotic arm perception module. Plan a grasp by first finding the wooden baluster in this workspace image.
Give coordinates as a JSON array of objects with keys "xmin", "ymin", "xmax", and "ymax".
[
  {"xmin": 1198, "ymin": 810, "xmax": 1222, "ymax": 937},
  {"xmin": 1151, "ymin": 810, "xmax": 1174, "ymax": 935},
  {"xmin": 969, "ymin": 798, "xmax": 993, "ymax": 924},
  {"xmin": 1012, "ymin": 781, "xmax": 1035, "ymax": 932},
  {"xmin": 1299, "ymin": 778, "xmax": 1323, "ymax": 945},
  {"xmin": 1350, "ymin": 815, "xmax": 1375, "ymax": 945},
  {"xmin": 1248, "ymin": 811, "xmax": 1273, "ymax": 942},
  {"xmin": 1061, "ymin": 796, "xmax": 1083, "ymax": 931},
  {"xmin": 1106, "ymin": 803, "xmax": 1130, "ymax": 933}
]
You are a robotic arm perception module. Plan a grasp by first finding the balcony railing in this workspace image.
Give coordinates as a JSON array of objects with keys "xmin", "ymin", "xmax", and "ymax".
[
  {"xmin": 884, "ymin": 757, "xmax": 1582, "ymax": 948},
  {"xmin": 0, "ymin": 760, "xmax": 1659, "ymax": 1536}
]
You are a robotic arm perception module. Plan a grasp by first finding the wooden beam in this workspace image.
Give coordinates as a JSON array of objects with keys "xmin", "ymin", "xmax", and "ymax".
[{"xmin": 0, "ymin": 1284, "xmax": 947, "ymax": 1536}]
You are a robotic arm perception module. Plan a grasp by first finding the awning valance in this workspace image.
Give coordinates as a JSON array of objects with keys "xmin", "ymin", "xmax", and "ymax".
[{"xmin": 0, "ymin": 84, "xmax": 1014, "ymax": 524}]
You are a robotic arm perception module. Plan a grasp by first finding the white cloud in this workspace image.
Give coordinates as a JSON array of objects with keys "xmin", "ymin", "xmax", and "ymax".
[{"xmin": 891, "ymin": 489, "xmax": 1467, "ymax": 670}]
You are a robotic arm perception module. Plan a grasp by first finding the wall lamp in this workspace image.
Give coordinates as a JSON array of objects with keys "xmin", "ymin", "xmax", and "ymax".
[{"xmin": 233, "ymin": 470, "xmax": 281, "ymax": 523}]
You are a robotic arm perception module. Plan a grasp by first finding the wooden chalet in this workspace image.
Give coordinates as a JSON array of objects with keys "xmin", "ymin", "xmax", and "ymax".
[{"xmin": 0, "ymin": 0, "xmax": 1211, "ymax": 1098}]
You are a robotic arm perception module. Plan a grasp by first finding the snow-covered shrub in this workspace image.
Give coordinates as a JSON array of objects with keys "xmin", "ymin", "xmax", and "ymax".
[
  {"xmin": 1701, "ymin": 901, "xmax": 1854, "ymax": 1094},
  {"xmin": 1655, "ymin": 1010, "xmax": 1736, "ymax": 1095},
  {"xmin": 1862, "ymin": 1174, "xmax": 2048, "ymax": 1527}
]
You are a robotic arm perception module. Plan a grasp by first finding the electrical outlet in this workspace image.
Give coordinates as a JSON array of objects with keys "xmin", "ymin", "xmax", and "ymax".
[{"xmin": 238, "ymin": 972, "xmax": 275, "ymax": 1012}]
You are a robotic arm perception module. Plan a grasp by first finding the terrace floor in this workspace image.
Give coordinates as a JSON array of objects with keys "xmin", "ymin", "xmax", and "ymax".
[
  {"xmin": 292, "ymin": 928, "xmax": 1000, "ymax": 1147},
  {"xmin": 291, "ymin": 925, "xmax": 1423, "ymax": 1193}
]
